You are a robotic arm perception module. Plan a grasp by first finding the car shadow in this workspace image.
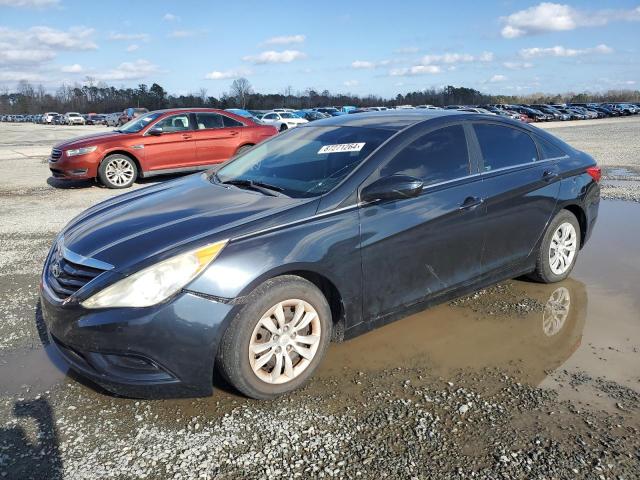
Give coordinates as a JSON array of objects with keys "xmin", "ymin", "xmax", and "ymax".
[
  {"xmin": 0, "ymin": 398, "xmax": 63, "ymax": 479},
  {"xmin": 46, "ymin": 173, "xmax": 193, "ymax": 190},
  {"xmin": 46, "ymin": 176, "xmax": 96, "ymax": 189}
]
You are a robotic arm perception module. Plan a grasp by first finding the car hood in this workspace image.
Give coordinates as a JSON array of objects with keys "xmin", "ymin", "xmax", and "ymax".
[
  {"xmin": 60, "ymin": 173, "xmax": 316, "ymax": 273},
  {"xmin": 54, "ymin": 131, "xmax": 129, "ymax": 149}
]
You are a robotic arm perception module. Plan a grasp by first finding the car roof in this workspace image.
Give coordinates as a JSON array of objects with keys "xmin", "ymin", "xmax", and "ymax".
[{"xmin": 300, "ymin": 109, "xmax": 471, "ymax": 131}]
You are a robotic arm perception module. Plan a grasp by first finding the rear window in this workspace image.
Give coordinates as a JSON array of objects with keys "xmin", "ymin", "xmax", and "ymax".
[
  {"xmin": 223, "ymin": 115, "xmax": 244, "ymax": 127},
  {"xmin": 474, "ymin": 124, "xmax": 538, "ymax": 171},
  {"xmin": 536, "ymin": 137, "xmax": 568, "ymax": 159}
]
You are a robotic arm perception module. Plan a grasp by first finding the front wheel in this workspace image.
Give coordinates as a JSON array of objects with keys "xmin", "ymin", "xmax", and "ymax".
[
  {"xmin": 98, "ymin": 154, "xmax": 138, "ymax": 189},
  {"xmin": 217, "ymin": 276, "xmax": 332, "ymax": 399},
  {"xmin": 530, "ymin": 210, "xmax": 580, "ymax": 283}
]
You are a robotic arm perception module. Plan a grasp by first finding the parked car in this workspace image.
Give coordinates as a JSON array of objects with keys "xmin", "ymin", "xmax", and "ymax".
[
  {"xmin": 40, "ymin": 110, "xmax": 600, "ymax": 400},
  {"xmin": 64, "ymin": 112, "xmax": 85, "ymax": 125},
  {"xmin": 105, "ymin": 113, "xmax": 120, "ymax": 127},
  {"xmin": 312, "ymin": 107, "xmax": 345, "ymax": 116},
  {"xmin": 86, "ymin": 114, "xmax": 107, "ymax": 125},
  {"xmin": 48, "ymin": 108, "xmax": 277, "ymax": 189},
  {"xmin": 43, "ymin": 112, "xmax": 59, "ymax": 124},
  {"xmin": 294, "ymin": 110, "xmax": 329, "ymax": 121},
  {"xmin": 259, "ymin": 111, "xmax": 309, "ymax": 131},
  {"xmin": 118, "ymin": 107, "xmax": 149, "ymax": 126},
  {"xmin": 52, "ymin": 114, "xmax": 65, "ymax": 125}
]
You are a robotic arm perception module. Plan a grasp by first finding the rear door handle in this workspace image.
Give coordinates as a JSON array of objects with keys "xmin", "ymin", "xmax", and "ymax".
[
  {"xmin": 228, "ymin": 130, "xmax": 239, "ymax": 136},
  {"xmin": 459, "ymin": 196, "xmax": 484, "ymax": 210},
  {"xmin": 182, "ymin": 133, "xmax": 192, "ymax": 139},
  {"xmin": 542, "ymin": 169, "xmax": 559, "ymax": 181}
]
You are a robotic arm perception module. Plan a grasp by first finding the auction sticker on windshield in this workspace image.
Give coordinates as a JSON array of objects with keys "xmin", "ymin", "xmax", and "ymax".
[{"xmin": 318, "ymin": 143, "xmax": 365, "ymax": 154}]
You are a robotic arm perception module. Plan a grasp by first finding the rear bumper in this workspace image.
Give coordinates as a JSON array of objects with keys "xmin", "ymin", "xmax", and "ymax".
[{"xmin": 40, "ymin": 283, "xmax": 238, "ymax": 398}]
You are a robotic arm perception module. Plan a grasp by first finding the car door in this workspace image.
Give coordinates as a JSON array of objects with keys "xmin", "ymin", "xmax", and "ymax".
[
  {"xmin": 190, "ymin": 112, "xmax": 243, "ymax": 165},
  {"xmin": 143, "ymin": 113, "xmax": 196, "ymax": 171},
  {"xmin": 471, "ymin": 122, "xmax": 561, "ymax": 274},
  {"xmin": 359, "ymin": 123, "xmax": 486, "ymax": 321}
]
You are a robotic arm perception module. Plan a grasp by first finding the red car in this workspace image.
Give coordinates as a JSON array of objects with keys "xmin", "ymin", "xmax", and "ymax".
[{"xmin": 48, "ymin": 108, "xmax": 278, "ymax": 188}]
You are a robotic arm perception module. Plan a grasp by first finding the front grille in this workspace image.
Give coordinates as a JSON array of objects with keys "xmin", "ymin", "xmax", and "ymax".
[
  {"xmin": 46, "ymin": 254, "xmax": 105, "ymax": 299},
  {"xmin": 50, "ymin": 148, "xmax": 63, "ymax": 161}
]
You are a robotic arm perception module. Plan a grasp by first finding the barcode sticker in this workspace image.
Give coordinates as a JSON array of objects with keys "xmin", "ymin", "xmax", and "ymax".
[{"xmin": 318, "ymin": 143, "xmax": 365, "ymax": 154}]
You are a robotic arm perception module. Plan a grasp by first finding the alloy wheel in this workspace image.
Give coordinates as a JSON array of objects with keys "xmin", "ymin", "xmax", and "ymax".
[
  {"xmin": 248, "ymin": 299, "xmax": 321, "ymax": 384},
  {"xmin": 105, "ymin": 158, "xmax": 135, "ymax": 186},
  {"xmin": 548, "ymin": 222, "xmax": 577, "ymax": 275}
]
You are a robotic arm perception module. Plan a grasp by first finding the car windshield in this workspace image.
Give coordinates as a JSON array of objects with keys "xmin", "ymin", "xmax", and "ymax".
[
  {"xmin": 118, "ymin": 112, "xmax": 163, "ymax": 133},
  {"xmin": 214, "ymin": 126, "xmax": 394, "ymax": 198}
]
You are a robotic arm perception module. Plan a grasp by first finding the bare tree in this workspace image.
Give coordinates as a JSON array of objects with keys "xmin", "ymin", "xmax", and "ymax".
[{"xmin": 230, "ymin": 78, "xmax": 252, "ymax": 109}]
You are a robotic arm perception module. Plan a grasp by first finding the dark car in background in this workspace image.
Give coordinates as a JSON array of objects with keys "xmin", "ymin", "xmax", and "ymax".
[
  {"xmin": 40, "ymin": 110, "xmax": 600, "ymax": 400},
  {"xmin": 118, "ymin": 107, "xmax": 149, "ymax": 126},
  {"xmin": 48, "ymin": 108, "xmax": 277, "ymax": 188}
]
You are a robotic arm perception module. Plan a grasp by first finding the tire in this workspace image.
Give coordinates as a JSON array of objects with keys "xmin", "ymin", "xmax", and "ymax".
[
  {"xmin": 217, "ymin": 275, "xmax": 332, "ymax": 399},
  {"xmin": 279, "ymin": 124, "xmax": 288, "ymax": 132},
  {"xmin": 98, "ymin": 154, "xmax": 138, "ymax": 189},
  {"xmin": 529, "ymin": 210, "xmax": 581, "ymax": 283},
  {"xmin": 234, "ymin": 144, "xmax": 254, "ymax": 157}
]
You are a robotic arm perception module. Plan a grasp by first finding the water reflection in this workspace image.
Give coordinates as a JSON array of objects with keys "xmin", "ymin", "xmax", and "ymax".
[{"xmin": 321, "ymin": 278, "xmax": 587, "ymax": 387}]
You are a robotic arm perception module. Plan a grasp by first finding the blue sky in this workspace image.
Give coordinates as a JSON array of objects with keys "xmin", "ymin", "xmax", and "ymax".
[{"xmin": 1, "ymin": 0, "xmax": 639, "ymax": 97}]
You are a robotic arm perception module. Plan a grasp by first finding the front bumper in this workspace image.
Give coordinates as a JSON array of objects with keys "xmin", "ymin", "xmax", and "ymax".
[
  {"xmin": 40, "ymin": 284, "xmax": 238, "ymax": 398},
  {"xmin": 48, "ymin": 153, "xmax": 100, "ymax": 180}
]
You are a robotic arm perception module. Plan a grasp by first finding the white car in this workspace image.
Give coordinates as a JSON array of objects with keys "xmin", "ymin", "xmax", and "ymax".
[
  {"xmin": 260, "ymin": 111, "xmax": 308, "ymax": 131},
  {"xmin": 65, "ymin": 112, "xmax": 85, "ymax": 125},
  {"xmin": 43, "ymin": 112, "xmax": 59, "ymax": 124},
  {"xmin": 105, "ymin": 113, "xmax": 121, "ymax": 127}
]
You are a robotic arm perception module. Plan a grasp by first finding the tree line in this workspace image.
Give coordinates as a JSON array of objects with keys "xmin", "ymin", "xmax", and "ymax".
[{"xmin": 1, "ymin": 78, "xmax": 639, "ymax": 115}]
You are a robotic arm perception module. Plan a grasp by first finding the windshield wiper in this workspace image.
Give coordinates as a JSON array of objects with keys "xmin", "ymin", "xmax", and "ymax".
[{"xmin": 220, "ymin": 179, "xmax": 285, "ymax": 197}]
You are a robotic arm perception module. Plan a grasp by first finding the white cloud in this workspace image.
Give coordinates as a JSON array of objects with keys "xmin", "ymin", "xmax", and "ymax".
[
  {"xmin": 503, "ymin": 61, "xmax": 534, "ymax": 70},
  {"xmin": 263, "ymin": 34, "xmax": 305, "ymax": 45},
  {"xmin": 163, "ymin": 13, "xmax": 179, "ymax": 21},
  {"xmin": 126, "ymin": 44, "xmax": 139, "ymax": 52},
  {"xmin": 519, "ymin": 44, "xmax": 613, "ymax": 58},
  {"xmin": 389, "ymin": 65, "xmax": 441, "ymax": 76},
  {"xmin": 420, "ymin": 51, "xmax": 493, "ymax": 64},
  {"xmin": 94, "ymin": 59, "xmax": 160, "ymax": 81},
  {"xmin": 0, "ymin": 0, "xmax": 59, "ymax": 7},
  {"xmin": 242, "ymin": 50, "xmax": 306, "ymax": 64},
  {"xmin": 0, "ymin": 26, "xmax": 96, "ymax": 67},
  {"xmin": 343, "ymin": 80, "xmax": 359, "ymax": 87},
  {"xmin": 168, "ymin": 30, "xmax": 196, "ymax": 38},
  {"xmin": 61, "ymin": 63, "xmax": 83, "ymax": 73},
  {"xmin": 109, "ymin": 32, "xmax": 150, "ymax": 42},
  {"xmin": 489, "ymin": 74, "xmax": 507, "ymax": 82},
  {"xmin": 351, "ymin": 60, "xmax": 376, "ymax": 69},
  {"xmin": 501, "ymin": 2, "xmax": 640, "ymax": 38},
  {"xmin": 205, "ymin": 68, "xmax": 252, "ymax": 80}
]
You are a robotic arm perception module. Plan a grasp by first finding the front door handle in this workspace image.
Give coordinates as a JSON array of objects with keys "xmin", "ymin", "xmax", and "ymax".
[{"xmin": 459, "ymin": 196, "xmax": 484, "ymax": 210}]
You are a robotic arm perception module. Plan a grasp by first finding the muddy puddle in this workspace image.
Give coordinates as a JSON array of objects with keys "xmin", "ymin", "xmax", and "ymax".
[{"xmin": 0, "ymin": 200, "xmax": 638, "ymax": 414}]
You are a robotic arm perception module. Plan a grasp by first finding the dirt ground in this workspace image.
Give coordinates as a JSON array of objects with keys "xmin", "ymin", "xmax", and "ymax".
[{"xmin": 0, "ymin": 118, "xmax": 639, "ymax": 479}]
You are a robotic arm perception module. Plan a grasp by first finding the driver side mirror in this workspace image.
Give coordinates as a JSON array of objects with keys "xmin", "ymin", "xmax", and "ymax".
[
  {"xmin": 360, "ymin": 175, "xmax": 424, "ymax": 203},
  {"xmin": 147, "ymin": 126, "xmax": 163, "ymax": 136}
]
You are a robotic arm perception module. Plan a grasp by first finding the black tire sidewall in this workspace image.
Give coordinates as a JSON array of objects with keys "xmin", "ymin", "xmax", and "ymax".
[
  {"xmin": 217, "ymin": 276, "xmax": 332, "ymax": 399},
  {"xmin": 279, "ymin": 124, "xmax": 288, "ymax": 131},
  {"xmin": 98, "ymin": 155, "xmax": 137, "ymax": 189},
  {"xmin": 537, "ymin": 210, "xmax": 580, "ymax": 283}
]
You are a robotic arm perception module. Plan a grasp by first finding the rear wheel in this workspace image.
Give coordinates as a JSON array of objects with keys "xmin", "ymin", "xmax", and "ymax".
[
  {"xmin": 217, "ymin": 276, "xmax": 332, "ymax": 399},
  {"xmin": 279, "ymin": 124, "xmax": 288, "ymax": 132},
  {"xmin": 98, "ymin": 154, "xmax": 137, "ymax": 189},
  {"xmin": 530, "ymin": 210, "xmax": 580, "ymax": 283}
]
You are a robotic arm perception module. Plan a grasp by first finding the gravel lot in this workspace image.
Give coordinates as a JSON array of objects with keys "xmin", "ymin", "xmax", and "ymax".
[{"xmin": 0, "ymin": 119, "xmax": 639, "ymax": 479}]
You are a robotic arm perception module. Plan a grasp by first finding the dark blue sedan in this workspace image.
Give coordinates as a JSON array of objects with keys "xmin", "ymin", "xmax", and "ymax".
[{"xmin": 40, "ymin": 110, "xmax": 600, "ymax": 399}]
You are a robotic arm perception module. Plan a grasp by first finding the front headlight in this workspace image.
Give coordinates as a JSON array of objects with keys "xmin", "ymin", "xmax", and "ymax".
[
  {"xmin": 67, "ymin": 146, "xmax": 97, "ymax": 157},
  {"xmin": 82, "ymin": 240, "xmax": 227, "ymax": 309}
]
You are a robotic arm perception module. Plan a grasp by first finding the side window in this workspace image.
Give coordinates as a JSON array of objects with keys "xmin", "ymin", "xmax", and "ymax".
[
  {"xmin": 195, "ymin": 112, "xmax": 223, "ymax": 129},
  {"xmin": 380, "ymin": 125, "xmax": 470, "ymax": 185},
  {"xmin": 474, "ymin": 124, "xmax": 538, "ymax": 171},
  {"xmin": 154, "ymin": 114, "xmax": 191, "ymax": 132},
  {"xmin": 536, "ymin": 137, "xmax": 567, "ymax": 159},
  {"xmin": 222, "ymin": 115, "xmax": 244, "ymax": 127}
]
